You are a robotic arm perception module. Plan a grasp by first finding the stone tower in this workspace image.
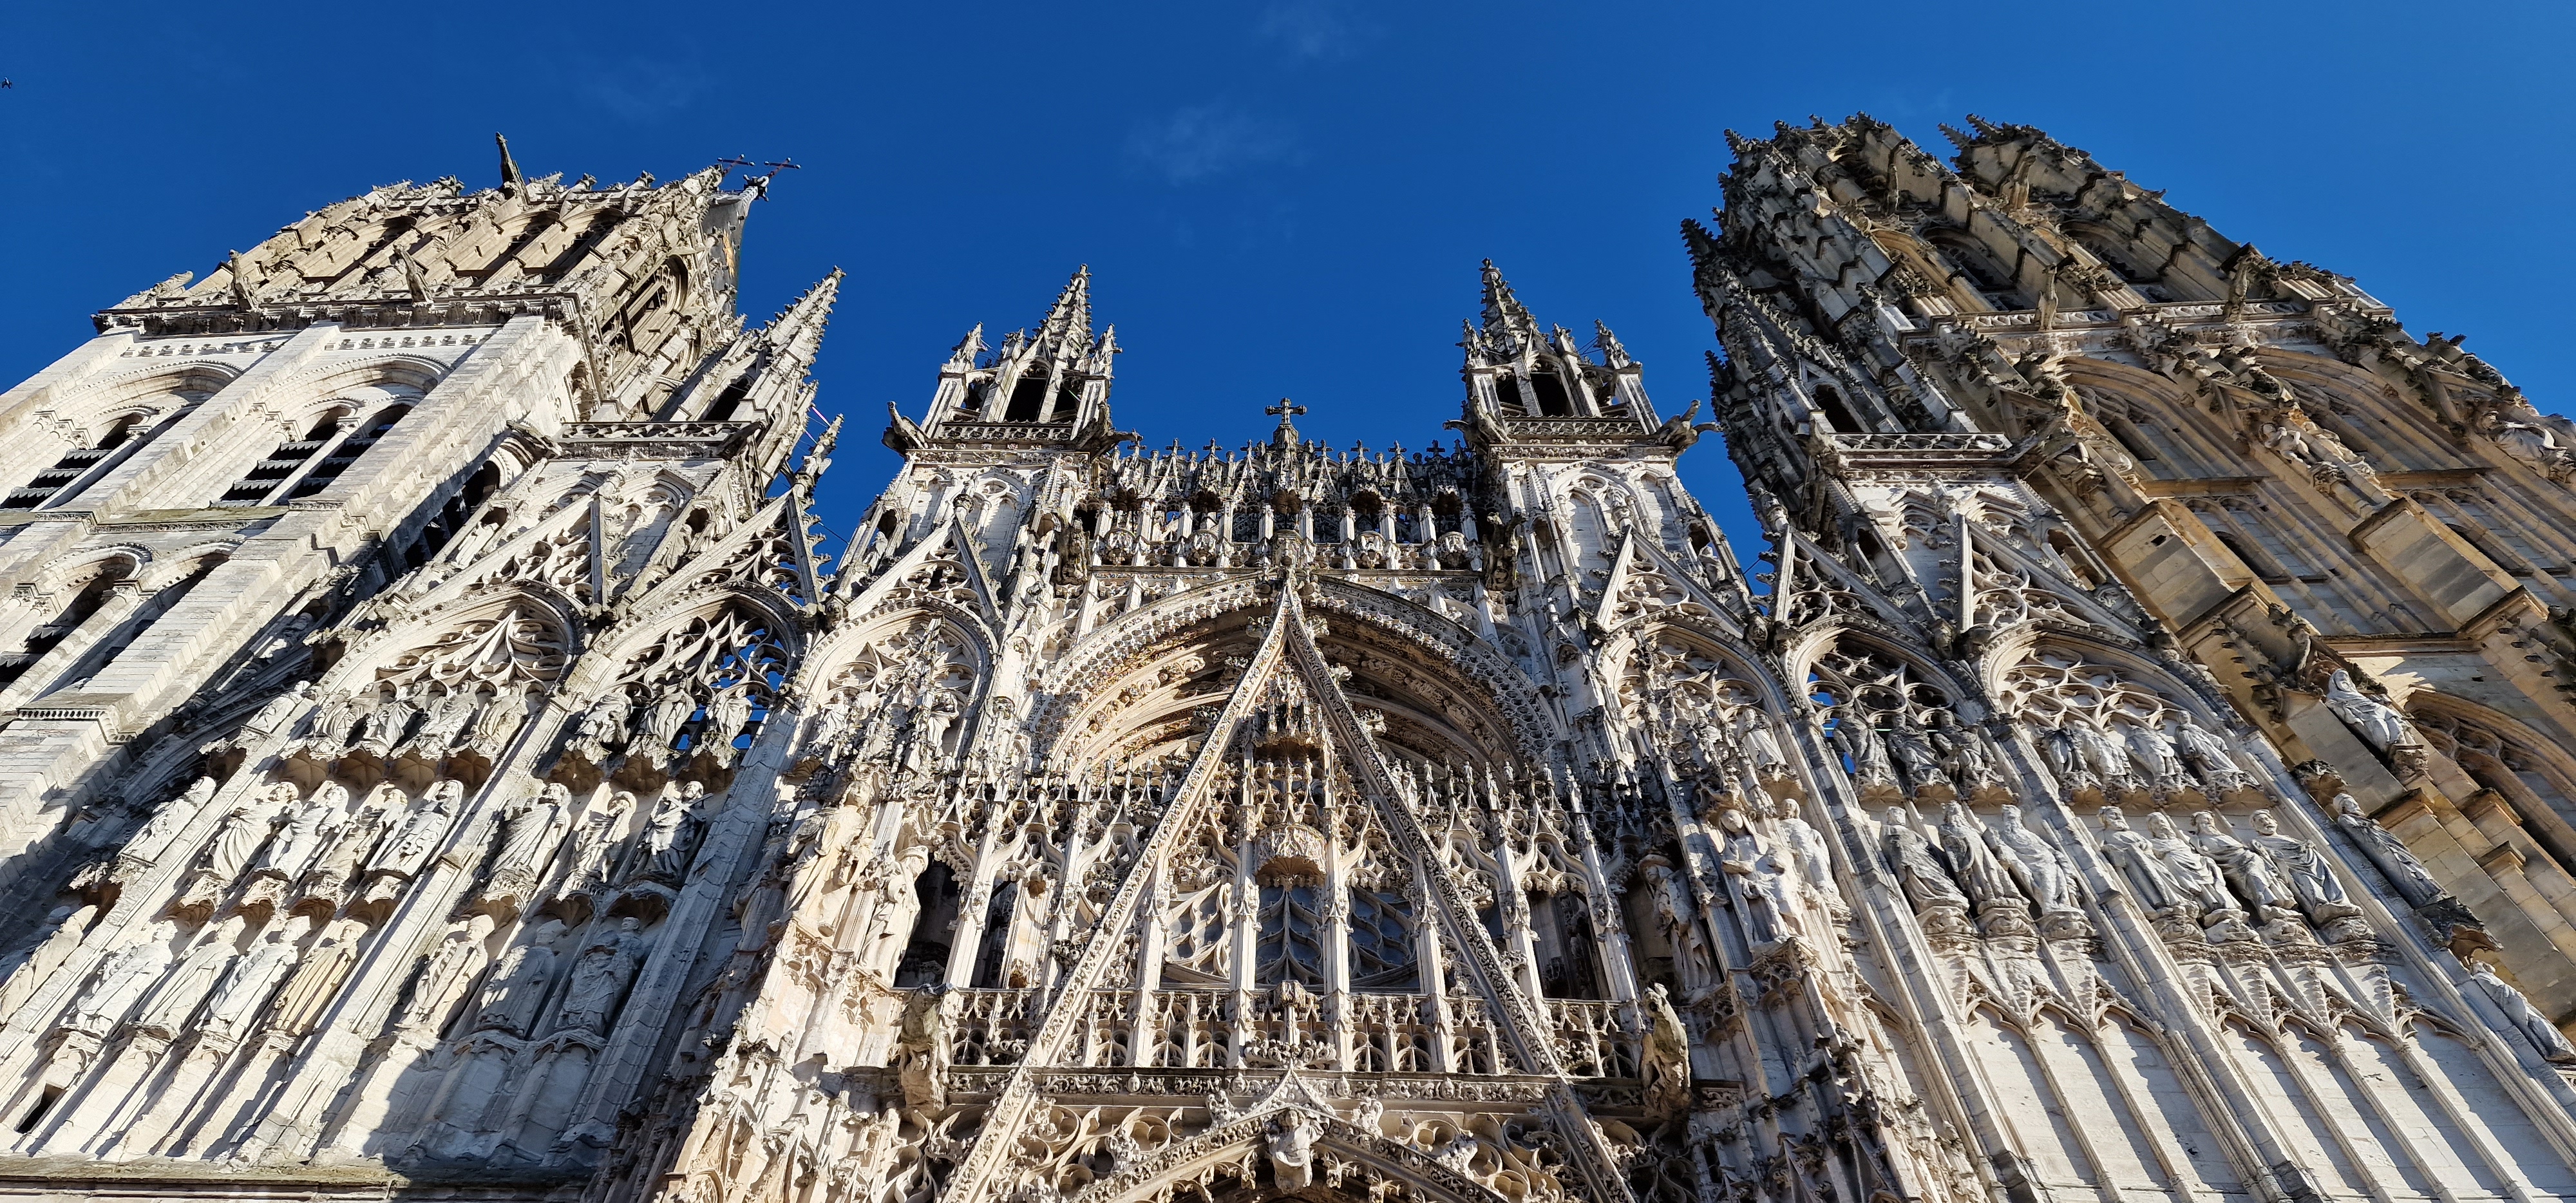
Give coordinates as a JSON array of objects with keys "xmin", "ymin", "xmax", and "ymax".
[{"xmin": 0, "ymin": 128, "xmax": 2565, "ymax": 1203}]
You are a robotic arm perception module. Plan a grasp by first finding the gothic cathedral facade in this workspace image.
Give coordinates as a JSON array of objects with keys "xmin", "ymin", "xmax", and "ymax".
[{"xmin": 0, "ymin": 118, "xmax": 2565, "ymax": 1203}]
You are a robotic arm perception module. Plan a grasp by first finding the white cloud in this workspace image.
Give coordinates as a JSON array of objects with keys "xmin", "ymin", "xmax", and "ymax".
[
  {"xmin": 1126, "ymin": 104, "xmax": 1303, "ymax": 185},
  {"xmin": 1258, "ymin": 0, "xmax": 1379, "ymax": 61}
]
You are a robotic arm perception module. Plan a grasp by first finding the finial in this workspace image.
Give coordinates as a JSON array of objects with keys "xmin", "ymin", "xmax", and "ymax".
[
  {"xmin": 495, "ymin": 133, "xmax": 523, "ymax": 196},
  {"xmin": 1265, "ymin": 399, "xmax": 1307, "ymax": 449}
]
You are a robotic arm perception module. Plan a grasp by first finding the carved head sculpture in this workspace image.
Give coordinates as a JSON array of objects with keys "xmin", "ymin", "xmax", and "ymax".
[
  {"xmin": 265, "ymin": 782, "xmax": 301, "ymax": 807},
  {"xmin": 1718, "ymin": 808, "xmax": 1750, "ymax": 837},
  {"xmin": 2331, "ymin": 793, "xmax": 2366, "ymax": 820},
  {"xmin": 1997, "ymin": 804, "xmax": 2025, "ymax": 831},
  {"xmin": 2250, "ymin": 810, "xmax": 2280, "ymax": 836},
  {"xmin": 2190, "ymin": 811, "xmax": 2224, "ymax": 837},
  {"xmin": 2098, "ymin": 806, "xmax": 2130, "ymax": 833},
  {"xmin": 2146, "ymin": 811, "xmax": 2182, "ymax": 840}
]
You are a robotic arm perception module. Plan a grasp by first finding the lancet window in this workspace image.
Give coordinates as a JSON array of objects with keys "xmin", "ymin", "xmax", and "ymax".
[{"xmin": 216, "ymin": 397, "xmax": 413, "ymax": 506}]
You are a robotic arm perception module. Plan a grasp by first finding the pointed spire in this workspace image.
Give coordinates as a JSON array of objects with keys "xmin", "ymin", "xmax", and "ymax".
[
  {"xmin": 1478, "ymin": 259, "xmax": 1538, "ymax": 339},
  {"xmin": 764, "ymin": 268, "xmax": 842, "ymax": 366},
  {"xmin": 1938, "ymin": 123, "xmax": 1975, "ymax": 152},
  {"xmin": 1036, "ymin": 265, "xmax": 1094, "ymax": 356},
  {"xmin": 948, "ymin": 322, "xmax": 987, "ymax": 368},
  {"xmin": 495, "ymin": 133, "xmax": 523, "ymax": 196},
  {"xmin": 1681, "ymin": 218, "xmax": 1721, "ymax": 272},
  {"xmin": 1594, "ymin": 321, "xmax": 1631, "ymax": 369}
]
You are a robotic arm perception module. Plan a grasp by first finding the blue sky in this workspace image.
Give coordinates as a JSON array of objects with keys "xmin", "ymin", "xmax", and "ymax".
[{"xmin": 2, "ymin": 1, "xmax": 2568, "ymax": 562}]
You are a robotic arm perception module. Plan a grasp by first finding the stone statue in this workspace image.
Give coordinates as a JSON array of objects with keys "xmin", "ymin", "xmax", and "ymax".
[
  {"xmin": 249, "ymin": 681, "xmax": 314, "ymax": 733},
  {"xmin": 406, "ymin": 687, "xmax": 482, "ymax": 752},
  {"xmin": 1882, "ymin": 719, "xmax": 1951, "ymax": 795},
  {"xmin": 356, "ymin": 688, "xmax": 419, "ymax": 751},
  {"xmin": 2175, "ymin": 719, "xmax": 2240, "ymax": 784},
  {"xmin": 309, "ymin": 690, "xmax": 367, "ymax": 748},
  {"xmin": 555, "ymin": 916, "xmax": 649, "ymax": 1034},
  {"xmin": 484, "ymin": 784, "xmax": 570, "ymax": 902},
  {"xmin": 1768, "ymin": 796, "xmax": 1837, "ymax": 909},
  {"xmin": 1641, "ymin": 982, "xmax": 1691, "ymax": 1122},
  {"xmin": 475, "ymin": 918, "xmax": 566, "ymax": 1036},
  {"xmin": 66, "ymin": 922, "xmax": 177, "ymax": 1036},
  {"xmin": 400, "ymin": 914, "xmax": 497, "ymax": 1032},
  {"xmin": 468, "ymin": 686, "xmax": 527, "ymax": 753},
  {"xmin": 2069, "ymin": 723, "xmax": 2129, "ymax": 783},
  {"xmin": 702, "ymin": 682, "xmax": 753, "ymax": 766},
  {"xmin": 1926, "ymin": 710, "xmax": 1996, "ymax": 786},
  {"xmin": 635, "ymin": 690, "xmax": 697, "ymax": 765},
  {"xmin": 2145, "ymin": 812, "xmax": 2244, "ymax": 924},
  {"xmin": 1937, "ymin": 804, "xmax": 2026, "ymax": 913},
  {"xmin": 2470, "ymin": 962, "xmax": 2576, "ymax": 1061},
  {"xmin": 567, "ymin": 690, "xmax": 633, "ymax": 761},
  {"xmin": 913, "ymin": 690, "xmax": 961, "ymax": 770},
  {"xmin": 1989, "ymin": 805, "xmax": 2077, "ymax": 914},
  {"xmin": 1883, "ymin": 808, "xmax": 1967, "ymax": 913},
  {"xmin": 134, "ymin": 919, "xmax": 246, "ymax": 1036},
  {"xmin": 2037, "ymin": 725, "xmax": 2081, "ymax": 782},
  {"xmin": 636, "ymin": 782, "xmax": 707, "ymax": 883},
  {"xmin": 0, "ymin": 905, "xmax": 93, "ymax": 1019},
  {"xmin": 1266, "ymin": 1110, "xmax": 1318, "ymax": 1191},
  {"xmin": 1736, "ymin": 709, "xmax": 1788, "ymax": 770},
  {"xmin": 2123, "ymin": 722, "xmax": 2184, "ymax": 782},
  {"xmin": 1718, "ymin": 808, "xmax": 1796, "ymax": 944},
  {"xmin": 804, "ymin": 696, "xmax": 852, "ymax": 755},
  {"xmin": 201, "ymin": 925, "xmax": 303, "ymax": 1043},
  {"xmin": 1833, "ymin": 712, "xmax": 1895, "ymax": 785},
  {"xmin": 786, "ymin": 802, "xmax": 867, "ymax": 929},
  {"xmin": 2095, "ymin": 807, "xmax": 2183, "ymax": 913},
  {"xmin": 270, "ymin": 918, "xmax": 369, "ymax": 1038},
  {"xmin": 368, "ymin": 782, "xmax": 459, "ymax": 880},
  {"xmin": 893, "ymin": 983, "xmax": 949, "ymax": 1111},
  {"xmin": 2332, "ymin": 793, "xmax": 2447, "ymax": 907},
  {"xmin": 2189, "ymin": 811, "xmax": 2301, "ymax": 926},
  {"xmin": 302, "ymin": 804, "xmax": 384, "ymax": 894},
  {"xmin": 2323, "ymin": 669, "xmax": 2412, "ymax": 752},
  {"xmin": 256, "ymin": 784, "xmax": 340, "ymax": 880},
  {"xmin": 124, "ymin": 776, "xmax": 216, "ymax": 867},
  {"xmin": 2248, "ymin": 810, "xmax": 2362, "ymax": 926},
  {"xmin": 565, "ymin": 792, "xmax": 634, "ymax": 894}
]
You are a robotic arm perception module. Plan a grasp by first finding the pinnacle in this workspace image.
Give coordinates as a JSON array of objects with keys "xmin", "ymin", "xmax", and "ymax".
[
  {"xmin": 1477, "ymin": 258, "xmax": 1537, "ymax": 336},
  {"xmin": 1036, "ymin": 265, "xmax": 1094, "ymax": 353}
]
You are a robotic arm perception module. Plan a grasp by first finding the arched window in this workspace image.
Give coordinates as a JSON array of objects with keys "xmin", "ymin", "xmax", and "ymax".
[
  {"xmin": 1529, "ymin": 366, "xmax": 1575, "ymax": 417},
  {"xmin": 1926, "ymin": 230, "xmax": 2029, "ymax": 308},
  {"xmin": 1003, "ymin": 373, "xmax": 1048, "ymax": 422},
  {"xmin": 1347, "ymin": 887, "xmax": 1417, "ymax": 992},
  {"xmin": 217, "ymin": 403, "xmax": 411, "ymax": 506},
  {"xmin": 1492, "ymin": 373, "xmax": 1533, "ymax": 417},
  {"xmin": 2103, "ymin": 415, "xmax": 2162, "ymax": 462},
  {"xmin": 4, "ymin": 416, "xmax": 139, "ymax": 511},
  {"xmin": 2213, "ymin": 531, "xmax": 2289, "ymax": 583},
  {"xmin": 697, "ymin": 377, "xmax": 750, "ymax": 422},
  {"xmin": 0, "ymin": 567, "xmax": 126, "ymax": 689},
  {"xmin": 1813, "ymin": 385, "xmax": 1862, "ymax": 434}
]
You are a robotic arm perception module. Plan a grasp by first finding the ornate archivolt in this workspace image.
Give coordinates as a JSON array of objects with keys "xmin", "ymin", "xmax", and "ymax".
[
  {"xmin": 1612, "ymin": 624, "xmax": 1793, "ymax": 788},
  {"xmin": 793, "ymin": 611, "xmax": 987, "ymax": 778},
  {"xmin": 1991, "ymin": 643, "xmax": 2251, "ymax": 806},
  {"xmin": 558, "ymin": 599, "xmax": 798, "ymax": 784}
]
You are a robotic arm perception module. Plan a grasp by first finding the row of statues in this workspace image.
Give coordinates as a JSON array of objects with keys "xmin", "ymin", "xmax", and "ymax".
[
  {"xmin": 1881, "ymin": 802, "xmax": 2083, "ymax": 936},
  {"xmin": 278, "ymin": 681, "xmax": 529, "ymax": 762},
  {"xmin": 565, "ymin": 681, "xmax": 759, "ymax": 771},
  {"xmin": 2094, "ymin": 807, "xmax": 2364, "ymax": 942},
  {"xmin": 2036, "ymin": 715, "xmax": 2247, "ymax": 797}
]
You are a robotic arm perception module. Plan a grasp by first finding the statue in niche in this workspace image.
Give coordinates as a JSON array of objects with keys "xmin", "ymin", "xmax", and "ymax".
[
  {"xmin": 1882, "ymin": 718, "xmax": 1951, "ymax": 795},
  {"xmin": 911, "ymin": 691, "xmax": 961, "ymax": 772},
  {"xmin": 2470, "ymin": 961, "xmax": 2576, "ymax": 1062},
  {"xmin": 1735, "ymin": 708, "xmax": 1787, "ymax": 771},
  {"xmin": 2323, "ymin": 669, "xmax": 2413, "ymax": 752},
  {"xmin": 1641, "ymin": 853, "xmax": 1719, "ymax": 980},
  {"xmin": 125, "ymin": 776, "xmax": 216, "ymax": 867},
  {"xmin": 2123, "ymin": 722, "xmax": 2184, "ymax": 783},
  {"xmin": 702, "ymin": 682, "xmax": 753, "ymax": 767},
  {"xmin": 2144, "ymin": 811, "xmax": 2245, "ymax": 926},
  {"xmin": 204, "ymin": 786, "xmax": 293, "ymax": 881},
  {"xmin": 475, "ymin": 918, "xmax": 567, "ymax": 1036},
  {"xmin": 301, "ymin": 803, "xmax": 384, "ymax": 896},
  {"xmin": 66, "ymin": 922, "xmax": 177, "ymax": 1036},
  {"xmin": 2331, "ymin": 793, "xmax": 2446, "ymax": 907},
  {"xmin": 270, "ymin": 917, "xmax": 370, "ymax": 1037},
  {"xmin": 2175, "ymin": 720, "xmax": 2244, "ymax": 789},
  {"xmin": 2095, "ymin": 807, "xmax": 2183, "ymax": 913},
  {"xmin": 1765, "ymin": 793, "xmax": 1839, "ymax": 914},
  {"xmin": 803, "ymin": 696, "xmax": 851, "ymax": 757},
  {"xmin": 308, "ymin": 690, "xmax": 368, "ymax": 749},
  {"xmin": 484, "ymin": 784, "xmax": 570, "ymax": 903},
  {"xmin": 786, "ymin": 802, "xmax": 868, "ymax": 931},
  {"xmin": 893, "ymin": 984, "xmax": 949, "ymax": 1110},
  {"xmin": 1989, "ymin": 805, "xmax": 2078, "ymax": 915},
  {"xmin": 1926, "ymin": 710, "xmax": 1997, "ymax": 787},
  {"xmin": 201, "ymin": 924, "xmax": 301, "ymax": 1043},
  {"xmin": 136, "ymin": 918, "xmax": 245, "ymax": 1035},
  {"xmin": 2188, "ymin": 811, "xmax": 2302, "ymax": 927},
  {"xmin": 368, "ymin": 781, "xmax": 460, "ymax": 882},
  {"xmin": 1640, "ymin": 982, "xmax": 1692, "ymax": 1122},
  {"xmin": 2248, "ymin": 810, "xmax": 2362, "ymax": 928},
  {"xmin": 1266, "ymin": 1111, "xmax": 1318, "ymax": 1191},
  {"xmin": 1831, "ymin": 710, "xmax": 1895, "ymax": 785},
  {"xmin": 634, "ymin": 688, "xmax": 697, "ymax": 766},
  {"xmin": 0, "ymin": 905, "xmax": 94, "ymax": 1019},
  {"xmin": 417, "ymin": 688, "xmax": 485, "ymax": 751},
  {"xmin": 1936, "ymin": 804, "xmax": 2026, "ymax": 914},
  {"xmin": 556, "ymin": 916, "xmax": 649, "ymax": 1034},
  {"xmin": 1717, "ymin": 808, "xmax": 1797, "ymax": 945},
  {"xmin": 564, "ymin": 791, "xmax": 635, "ymax": 895},
  {"xmin": 398, "ymin": 913, "xmax": 495, "ymax": 1032},
  {"xmin": 1882, "ymin": 808, "xmax": 1967, "ymax": 913},
  {"xmin": 248, "ymin": 681, "xmax": 314, "ymax": 734},
  {"xmin": 256, "ymin": 783, "xmax": 341, "ymax": 880},
  {"xmin": 635, "ymin": 782, "xmax": 708, "ymax": 884},
  {"xmin": 468, "ymin": 685, "xmax": 528, "ymax": 755},
  {"xmin": 565, "ymin": 690, "xmax": 632, "ymax": 763},
  {"xmin": 355, "ymin": 687, "xmax": 419, "ymax": 752},
  {"xmin": 2069, "ymin": 723, "xmax": 2130, "ymax": 784}
]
